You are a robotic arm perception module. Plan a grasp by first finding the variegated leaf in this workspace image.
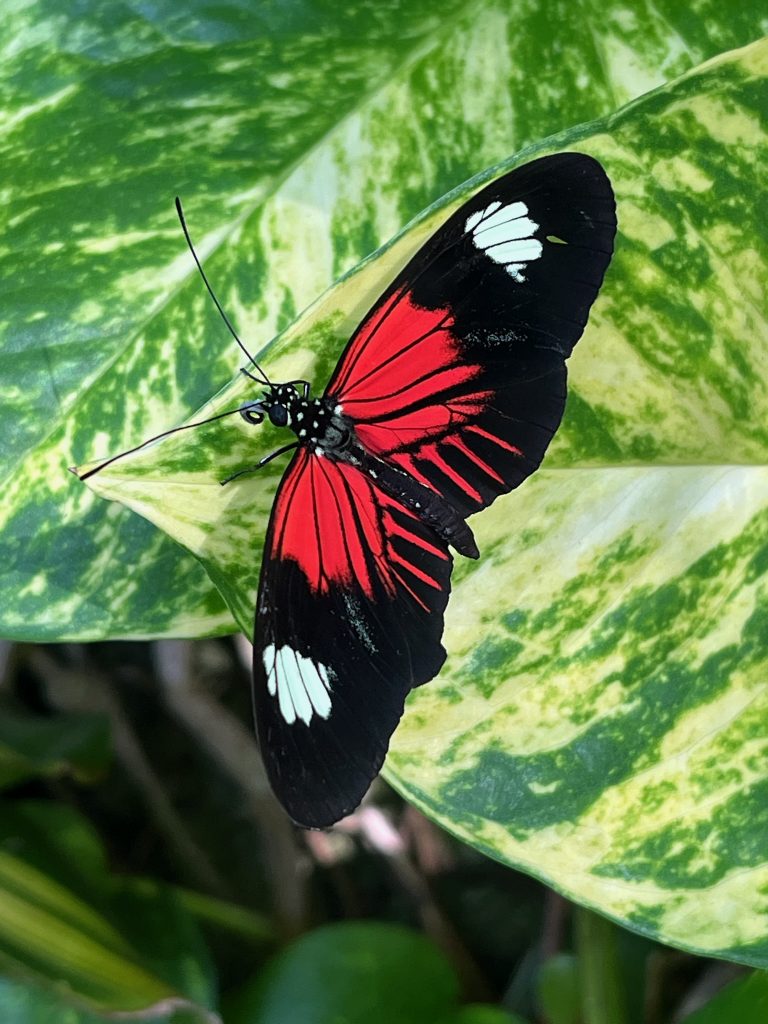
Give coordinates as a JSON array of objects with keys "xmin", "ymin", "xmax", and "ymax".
[
  {"xmin": 80, "ymin": 36, "xmax": 768, "ymax": 966},
  {"xmin": 1, "ymin": 1, "xmax": 765, "ymax": 639}
]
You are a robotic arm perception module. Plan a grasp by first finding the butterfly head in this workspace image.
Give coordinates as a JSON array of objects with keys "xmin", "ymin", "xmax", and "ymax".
[{"xmin": 239, "ymin": 382, "xmax": 304, "ymax": 430}]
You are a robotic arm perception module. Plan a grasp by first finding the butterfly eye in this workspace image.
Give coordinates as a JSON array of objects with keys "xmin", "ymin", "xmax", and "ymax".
[
  {"xmin": 268, "ymin": 405, "xmax": 289, "ymax": 428},
  {"xmin": 240, "ymin": 402, "xmax": 265, "ymax": 425}
]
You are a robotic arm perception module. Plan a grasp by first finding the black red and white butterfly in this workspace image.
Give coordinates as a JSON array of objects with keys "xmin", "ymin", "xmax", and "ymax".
[{"xmin": 78, "ymin": 152, "xmax": 617, "ymax": 829}]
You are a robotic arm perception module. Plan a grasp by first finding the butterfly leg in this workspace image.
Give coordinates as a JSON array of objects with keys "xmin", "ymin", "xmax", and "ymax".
[{"xmin": 220, "ymin": 442, "xmax": 298, "ymax": 485}]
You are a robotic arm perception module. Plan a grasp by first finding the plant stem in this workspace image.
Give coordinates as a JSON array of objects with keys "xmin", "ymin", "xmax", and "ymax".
[{"xmin": 574, "ymin": 906, "xmax": 627, "ymax": 1024}]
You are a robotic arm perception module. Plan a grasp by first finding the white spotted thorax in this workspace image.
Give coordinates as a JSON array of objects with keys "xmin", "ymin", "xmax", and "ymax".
[
  {"xmin": 265, "ymin": 385, "xmax": 348, "ymax": 449},
  {"xmin": 466, "ymin": 199, "xmax": 543, "ymax": 282},
  {"xmin": 263, "ymin": 643, "xmax": 333, "ymax": 725}
]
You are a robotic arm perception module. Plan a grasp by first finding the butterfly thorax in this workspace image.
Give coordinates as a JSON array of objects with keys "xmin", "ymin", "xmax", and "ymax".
[
  {"xmin": 256, "ymin": 384, "xmax": 352, "ymax": 453},
  {"xmin": 292, "ymin": 398, "xmax": 351, "ymax": 452}
]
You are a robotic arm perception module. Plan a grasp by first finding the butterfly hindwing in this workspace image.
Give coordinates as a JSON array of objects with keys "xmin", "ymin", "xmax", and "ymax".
[{"xmin": 253, "ymin": 447, "xmax": 452, "ymax": 828}]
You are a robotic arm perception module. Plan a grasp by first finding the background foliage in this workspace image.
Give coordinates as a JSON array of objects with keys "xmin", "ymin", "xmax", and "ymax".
[{"xmin": 1, "ymin": 0, "xmax": 767, "ymax": 1020}]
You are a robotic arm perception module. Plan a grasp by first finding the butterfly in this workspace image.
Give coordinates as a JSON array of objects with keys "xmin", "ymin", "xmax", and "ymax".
[
  {"xmin": 234, "ymin": 152, "xmax": 616, "ymax": 828},
  {"xmin": 78, "ymin": 152, "xmax": 616, "ymax": 829}
]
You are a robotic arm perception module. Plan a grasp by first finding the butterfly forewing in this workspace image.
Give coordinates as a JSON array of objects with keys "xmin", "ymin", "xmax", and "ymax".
[
  {"xmin": 254, "ymin": 153, "xmax": 616, "ymax": 827},
  {"xmin": 325, "ymin": 152, "xmax": 616, "ymax": 515}
]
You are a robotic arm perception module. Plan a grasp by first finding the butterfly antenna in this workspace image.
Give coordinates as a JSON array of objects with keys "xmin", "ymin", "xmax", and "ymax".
[
  {"xmin": 71, "ymin": 404, "xmax": 263, "ymax": 482},
  {"xmin": 175, "ymin": 197, "xmax": 270, "ymax": 385}
]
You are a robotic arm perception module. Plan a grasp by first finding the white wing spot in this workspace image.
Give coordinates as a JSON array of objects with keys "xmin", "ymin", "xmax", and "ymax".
[
  {"xmin": 467, "ymin": 200, "xmax": 543, "ymax": 282},
  {"xmin": 264, "ymin": 644, "xmax": 277, "ymax": 696},
  {"xmin": 262, "ymin": 644, "xmax": 333, "ymax": 725}
]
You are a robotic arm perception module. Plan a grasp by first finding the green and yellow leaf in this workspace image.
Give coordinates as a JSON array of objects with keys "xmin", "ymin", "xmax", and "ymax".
[
  {"xmin": 1, "ymin": 0, "xmax": 765, "ymax": 639},
  {"xmin": 3, "ymin": 0, "xmax": 768, "ymax": 973},
  {"xmin": 79, "ymin": 37, "xmax": 768, "ymax": 965}
]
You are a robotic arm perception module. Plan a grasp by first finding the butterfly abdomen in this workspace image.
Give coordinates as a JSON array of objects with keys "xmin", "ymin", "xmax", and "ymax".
[{"xmin": 339, "ymin": 444, "xmax": 479, "ymax": 559}]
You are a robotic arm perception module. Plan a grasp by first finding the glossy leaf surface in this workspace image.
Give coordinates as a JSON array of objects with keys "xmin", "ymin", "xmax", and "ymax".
[{"xmin": 81, "ymin": 39, "xmax": 768, "ymax": 965}]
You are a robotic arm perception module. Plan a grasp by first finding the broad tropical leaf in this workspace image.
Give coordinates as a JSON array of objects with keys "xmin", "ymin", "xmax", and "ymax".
[
  {"xmin": 225, "ymin": 922, "xmax": 460, "ymax": 1024},
  {"xmin": 680, "ymin": 971, "xmax": 768, "ymax": 1024},
  {"xmin": 387, "ymin": 45, "xmax": 768, "ymax": 965},
  {"xmin": 80, "ymin": 37, "xmax": 768, "ymax": 966},
  {"xmin": 1, "ymin": 0, "xmax": 765, "ymax": 639}
]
